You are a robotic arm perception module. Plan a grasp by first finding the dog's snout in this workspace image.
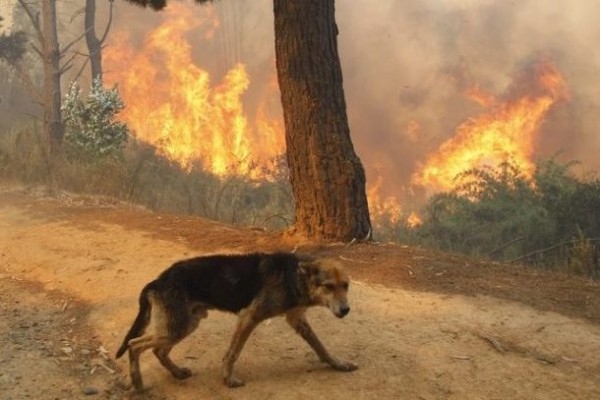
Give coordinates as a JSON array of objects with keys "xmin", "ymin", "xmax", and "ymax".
[{"xmin": 338, "ymin": 305, "xmax": 350, "ymax": 318}]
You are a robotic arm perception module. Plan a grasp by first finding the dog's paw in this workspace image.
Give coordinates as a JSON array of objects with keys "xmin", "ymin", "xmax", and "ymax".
[
  {"xmin": 173, "ymin": 367, "xmax": 192, "ymax": 380},
  {"xmin": 332, "ymin": 360, "xmax": 358, "ymax": 372},
  {"xmin": 224, "ymin": 376, "xmax": 245, "ymax": 388}
]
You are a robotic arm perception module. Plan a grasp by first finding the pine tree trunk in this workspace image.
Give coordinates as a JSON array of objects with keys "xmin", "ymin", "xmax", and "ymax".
[
  {"xmin": 273, "ymin": 0, "xmax": 371, "ymax": 241},
  {"xmin": 42, "ymin": 0, "xmax": 63, "ymax": 153}
]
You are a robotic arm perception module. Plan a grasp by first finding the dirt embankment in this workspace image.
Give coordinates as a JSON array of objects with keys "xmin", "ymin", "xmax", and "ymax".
[{"xmin": 1, "ymin": 188, "xmax": 599, "ymax": 400}]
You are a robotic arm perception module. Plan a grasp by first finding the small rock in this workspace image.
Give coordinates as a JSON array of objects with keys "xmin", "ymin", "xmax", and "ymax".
[{"xmin": 82, "ymin": 386, "xmax": 99, "ymax": 395}]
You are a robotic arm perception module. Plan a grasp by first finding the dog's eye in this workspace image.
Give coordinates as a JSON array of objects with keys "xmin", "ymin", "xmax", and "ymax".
[
  {"xmin": 342, "ymin": 282, "xmax": 349, "ymax": 290},
  {"xmin": 323, "ymin": 283, "xmax": 335, "ymax": 291}
]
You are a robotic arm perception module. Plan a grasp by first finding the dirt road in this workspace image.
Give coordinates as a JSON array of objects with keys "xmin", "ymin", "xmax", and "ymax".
[{"xmin": 1, "ymin": 188, "xmax": 599, "ymax": 399}]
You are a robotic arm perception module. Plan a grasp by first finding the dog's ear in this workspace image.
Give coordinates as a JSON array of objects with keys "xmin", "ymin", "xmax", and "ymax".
[{"xmin": 298, "ymin": 259, "xmax": 320, "ymax": 277}]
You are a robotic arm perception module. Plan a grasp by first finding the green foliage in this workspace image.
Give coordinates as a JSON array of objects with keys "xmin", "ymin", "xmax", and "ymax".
[
  {"xmin": 0, "ymin": 16, "xmax": 27, "ymax": 65},
  {"xmin": 412, "ymin": 157, "xmax": 600, "ymax": 275},
  {"xmin": 62, "ymin": 78, "xmax": 129, "ymax": 161},
  {"xmin": 417, "ymin": 161, "xmax": 553, "ymax": 257}
]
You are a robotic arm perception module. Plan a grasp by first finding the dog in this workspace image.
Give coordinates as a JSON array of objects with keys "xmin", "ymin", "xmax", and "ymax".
[{"xmin": 115, "ymin": 252, "xmax": 357, "ymax": 391}]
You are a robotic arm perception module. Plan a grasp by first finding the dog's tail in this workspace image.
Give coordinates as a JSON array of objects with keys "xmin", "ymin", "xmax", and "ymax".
[{"xmin": 115, "ymin": 283, "xmax": 155, "ymax": 359}]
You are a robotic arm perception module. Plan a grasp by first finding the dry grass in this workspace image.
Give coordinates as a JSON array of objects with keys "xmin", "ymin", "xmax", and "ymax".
[{"xmin": 0, "ymin": 127, "xmax": 294, "ymax": 230}]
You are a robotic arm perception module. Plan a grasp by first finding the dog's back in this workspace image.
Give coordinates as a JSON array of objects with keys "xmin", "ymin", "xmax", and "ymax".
[{"xmin": 155, "ymin": 252, "xmax": 305, "ymax": 312}]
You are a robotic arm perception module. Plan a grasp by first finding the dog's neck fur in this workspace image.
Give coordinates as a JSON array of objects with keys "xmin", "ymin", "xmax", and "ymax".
[{"xmin": 294, "ymin": 264, "xmax": 326, "ymax": 307}]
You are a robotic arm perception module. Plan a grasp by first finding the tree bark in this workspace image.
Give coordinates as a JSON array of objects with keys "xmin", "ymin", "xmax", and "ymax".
[
  {"xmin": 85, "ymin": 0, "xmax": 103, "ymax": 81},
  {"xmin": 273, "ymin": 0, "xmax": 371, "ymax": 241},
  {"xmin": 41, "ymin": 0, "xmax": 63, "ymax": 153}
]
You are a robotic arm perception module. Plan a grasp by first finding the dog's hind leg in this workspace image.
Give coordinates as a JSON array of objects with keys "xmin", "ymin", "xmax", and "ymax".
[
  {"xmin": 128, "ymin": 334, "xmax": 175, "ymax": 391},
  {"xmin": 285, "ymin": 308, "xmax": 358, "ymax": 372},
  {"xmin": 153, "ymin": 346, "xmax": 192, "ymax": 380},
  {"xmin": 222, "ymin": 307, "xmax": 260, "ymax": 388},
  {"xmin": 127, "ymin": 295, "xmax": 201, "ymax": 391},
  {"xmin": 151, "ymin": 304, "xmax": 206, "ymax": 381}
]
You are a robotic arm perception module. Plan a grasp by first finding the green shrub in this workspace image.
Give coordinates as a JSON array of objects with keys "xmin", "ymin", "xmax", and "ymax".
[
  {"xmin": 411, "ymin": 157, "xmax": 600, "ymax": 275},
  {"xmin": 62, "ymin": 78, "xmax": 129, "ymax": 162}
]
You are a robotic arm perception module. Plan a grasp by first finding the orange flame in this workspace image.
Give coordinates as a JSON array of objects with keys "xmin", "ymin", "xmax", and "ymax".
[
  {"xmin": 412, "ymin": 61, "xmax": 568, "ymax": 191},
  {"xmin": 104, "ymin": 3, "xmax": 285, "ymax": 178},
  {"xmin": 368, "ymin": 175, "xmax": 402, "ymax": 224},
  {"xmin": 367, "ymin": 175, "xmax": 423, "ymax": 228}
]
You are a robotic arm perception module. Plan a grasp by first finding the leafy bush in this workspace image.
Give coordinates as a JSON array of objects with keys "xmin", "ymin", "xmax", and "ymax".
[
  {"xmin": 62, "ymin": 78, "xmax": 129, "ymax": 161},
  {"xmin": 417, "ymin": 161, "xmax": 555, "ymax": 257},
  {"xmin": 411, "ymin": 157, "xmax": 600, "ymax": 276}
]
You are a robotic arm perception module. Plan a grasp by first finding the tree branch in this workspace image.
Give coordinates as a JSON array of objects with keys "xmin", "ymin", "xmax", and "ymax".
[
  {"xmin": 70, "ymin": 7, "xmax": 86, "ymax": 23},
  {"xmin": 29, "ymin": 43, "xmax": 43, "ymax": 58},
  {"xmin": 60, "ymin": 28, "xmax": 91, "ymax": 56},
  {"xmin": 60, "ymin": 63, "xmax": 74, "ymax": 76},
  {"xmin": 16, "ymin": 0, "xmax": 44, "ymax": 45},
  {"xmin": 73, "ymin": 57, "xmax": 90, "ymax": 82},
  {"xmin": 488, "ymin": 236, "xmax": 526, "ymax": 258},
  {"xmin": 60, "ymin": 52, "xmax": 79, "ymax": 74},
  {"xmin": 99, "ymin": 0, "xmax": 115, "ymax": 44},
  {"xmin": 509, "ymin": 238, "xmax": 600, "ymax": 264}
]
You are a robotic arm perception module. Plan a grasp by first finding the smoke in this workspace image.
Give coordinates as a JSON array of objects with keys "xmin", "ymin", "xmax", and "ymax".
[
  {"xmin": 107, "ymin": 0, "xmax": 600, "ymax": 207},
  {"xmin": 337, "ymin": 0, "xmax": 600, "ymax": 203}
]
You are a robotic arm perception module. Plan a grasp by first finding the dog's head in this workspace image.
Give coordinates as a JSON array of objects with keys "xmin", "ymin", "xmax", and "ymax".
[{"xmin": 300, "ymin": 258, "xmax": 352, "ymax": 318}]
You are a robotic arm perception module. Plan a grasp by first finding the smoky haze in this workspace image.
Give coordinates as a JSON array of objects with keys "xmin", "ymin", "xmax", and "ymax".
[{"xmin": 107, "ymin": 0, "xmax": 600, "ymax": 209}]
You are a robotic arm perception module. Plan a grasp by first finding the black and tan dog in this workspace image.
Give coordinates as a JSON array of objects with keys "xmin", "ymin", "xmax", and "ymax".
[{"xmin": 115, "ymin": 252, "xmax": 357, "ymax": 391}]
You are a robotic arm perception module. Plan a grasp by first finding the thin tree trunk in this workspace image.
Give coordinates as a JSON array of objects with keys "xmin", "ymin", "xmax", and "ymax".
[
  {"xmin": 85, "ymin": 0, "xmax": 102, "ymax": 81},
  {"xmin": 273, "ymin": 0, "xmax": 371, "ymax": 241},
  {"xmin": 42, "ymin": 0, "xmax": 63, "ymax": 153}
]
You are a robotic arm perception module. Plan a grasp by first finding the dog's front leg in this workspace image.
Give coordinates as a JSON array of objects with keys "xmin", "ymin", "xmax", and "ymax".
[
  {"xmin": 286, "ymin": 309, "xmax": 358, "ymax": 372},
  {"xmin": 222, "ymin": 307, "xmax": 260, "ymax": 388}
]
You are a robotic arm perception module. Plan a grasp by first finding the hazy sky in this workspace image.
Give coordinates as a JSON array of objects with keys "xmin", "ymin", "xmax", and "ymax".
[
  {"xmin": 104, "ymin": 0, "xmax": 600, "ymax": 205},
  {"xmin": 0, "ymin": 0, "xmax": 16, "ymax": 33}
]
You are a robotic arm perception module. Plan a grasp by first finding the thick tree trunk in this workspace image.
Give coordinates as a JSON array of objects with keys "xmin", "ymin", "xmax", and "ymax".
[
  {"xmin": 42, "ymin": 0, "xmax": 63, "ymax": 153},
  {"xmin": 273, "ymin": 0, "xmax": 371, "ymax": 241},
  {"xmin": 85, "ymin": 0, "xmax": 103, "ymax": 81}
]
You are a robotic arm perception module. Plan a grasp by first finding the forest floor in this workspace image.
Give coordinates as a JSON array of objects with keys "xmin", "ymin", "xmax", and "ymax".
[{"xmin": 1, "ymin": 185, "xmax": 599, "ymax": 400}]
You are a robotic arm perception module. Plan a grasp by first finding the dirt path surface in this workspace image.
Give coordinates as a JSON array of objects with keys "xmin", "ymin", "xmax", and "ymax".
[{"xmin": 1, "ymin": 187, "xmax": 600, "ymax": 400}]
